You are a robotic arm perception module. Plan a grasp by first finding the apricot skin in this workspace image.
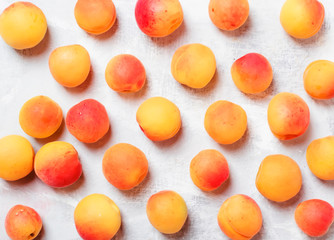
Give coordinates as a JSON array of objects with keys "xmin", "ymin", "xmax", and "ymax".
[
  {"xmin": 49, "ymin": 44, "xmax": 91, "ymax": 88},
  {"xmin": 209, "ymin": 0, "xmax": 249, "ymax": 31},
  {"xmin": 66, "ymin": 99, "xmax": 110, "ymax": 143},
  {"xmin": 74, "ymin": 0, "xmax": 116, "ymax": 35},
  {"xmin": 105, "ymin": 54, "xmax": 146, "ymax": 92},
  {"xmin": 0, "ymin": 135, "xmax": 34, "ymax": 181},
  {"xmin": 190, "ymin": 149, "xmax": 229, "ymax": 191},
  {"xmin": 146, "ymin": 190, "xmax": 187, "ymax": 234},
  {"xmin": 306, "ymin": 136, "xmax": 334, "ymax": 180},
  {"xmin": 0, "ymin": 2, "xmax": 47, "ymax": 49},
  {"xmin": 217, "ymin": 194, "xmax": 262, "ymax": 240},
  {"xmin": 19, "ymin": 96, "xmax": 63, "ymax": 139},
  {"xmin": 267, "ymin": 92, "xmax": 310, "ymax": 140},
  {"xmin": 204, "ymin": 100, "xmax": 247, "ymax": 144},
  {"xmin": 231, "ymin": 53, "xmax": 273, "ymax": 94},
  {"xmin": 295, "ymin": 199, "xmax": 334, "ymax": 237},
  {"xmin": 304, "ymin": 60, "xmax": 334, "ymax": 99},
  {"xmin": 74, "ymin": 194, "xmax": 121, "ymax": 240},
  {"xmin": 280, "ymin": 0, "xmax": 324, "ymax": 39},
  {"xmin": 135, "ymin": 0, "xmax": 183, "ymax": 37},
  {"xmin": 102, "ymin": 143, "xmax": 148, "ymax": 190},
  {"xmin": 136, "ymin": 97, "xmax": 181, "ymax": 141},
  {"xmin": 171, "ymin": 43, "xmax": 216, "ymax": 89},
  {"xmin": 5, "ymin": 205, "xmax": 42, "ymax": 240},
  {"xmin": 256, "ymin": 154, "xmax": 302, "ymax": 202},
  {"xmin": 34, "ymin": 141, "xmax": 82, "ymax": 188}
]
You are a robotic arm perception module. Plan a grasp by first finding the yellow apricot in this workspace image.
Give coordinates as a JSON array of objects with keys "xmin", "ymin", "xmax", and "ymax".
[
  {"xmin": 171, "ymin": 43, "xmax": 216, "ymax": 89},
  {"xmin": 304, "ymin": 60, "xmax": 334, "ymax": 99},
  {"xmin": 49, "ymin": 44, "xmax": 91, "ymax": 88},
  {"xmin": 306, "ymin": 136, "xmax": 334, "ymax": 180},
  {"xmin": 146, "ymin": 190, "xmax": 187, "ymax": 234},
  {"xmin": 0, "ymin": 2, "xmax": 47, "ymax": 49},
  {"xmin": 204, "ymin": 100, "xmax": 247, "ymax": 144},
  {"xmin": 256, "ymin": 154, "xmax": 302, "ymax": 202},
  {"xmin": 74, "ymin": 193, "xmax": 121, "ymax": 239},
  {"xmin": 280, "ymin": 0, "xmax": 324, "ymax": 39},
  {"xmin": 136, "ymin": 97, "xmax": 181, "ymax": 141},
  {"xmin": 0, "ymin": 135, "xmax": 34, "ymax": 181}
]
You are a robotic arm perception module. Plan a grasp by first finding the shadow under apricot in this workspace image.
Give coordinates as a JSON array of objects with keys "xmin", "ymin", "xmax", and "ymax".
[
  {"xmin": 220, "ymin": 15, "xmax": 252, "ymax": 38},
  {"xmin": 153, "ymin": 125, "xmax": 183, "ymax": 149},
  {"xmin": 35, "ymin": 120, "xmax": 66, "ymax": 145},
  {"xmin": 150, "ymin": 20, "xmax": 186, "ymax": 47},
  {"xmin": 53, "ymin": 172, "xmax": 85, "ymax": 194},
  {"xmin": 83, "ymin": 127, "xmax": 112, "ymax": 150},
  {"xmin": 3, "ymin": 170, "xmax": 37, "ymax": 187},
  {"xmin": 165, "ymin": 215, "xmax": 191, "ymax": 239},
  {"xmin": 205, "ymin": 176, "xmax": 231, "ymax": 196},
  {"xmin": 64, "ymin": 68, "xmax": 94, "ymax": 94},
  {"xmin": 89, "ymin": 18, "xmax": 119, "ymax": 41},
  {"xmin": 118, "ymin": 170, "xmax": 152, "ymax": 198},
  {"xmin": 218, "ymin": 127, "xmax": 250, "ymax": 152},
  {"xmin": 116, "ymin": 75, "xmax": 149, "ymax": 100}
]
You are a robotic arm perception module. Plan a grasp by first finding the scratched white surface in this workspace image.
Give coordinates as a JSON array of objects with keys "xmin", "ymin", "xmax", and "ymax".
[{"xmin": 1, "ymin": 0, "xmax": 334, "ymax": 239}]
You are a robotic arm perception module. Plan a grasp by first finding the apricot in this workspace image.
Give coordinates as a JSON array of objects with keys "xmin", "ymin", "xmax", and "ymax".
[
  {"xmin": 267, "ymin": 92, "xmax": 310, "ymax": 140},
  {"xmin": 231, "ymin": 53, "xmax": 273, "ymax": 94},
  {"xmin": 256, "ymin": 154, "xmax": 302, "ymax": 202},
  {"xmin": 135, "ymin": 0, "xmax": 183, "ymax": 37},
  {"xmin": 280, "ymin": 0, "xmax": 324, "ymax": 39},
  {"xmin": 171, "ymin": 43, "xmax": 216, "ymax": 89},
  {"xmin": 74, "ymin": 193, "xmax": 121, "ymax": 240},
  {"xmin": 306, "ymin": 136, "xmax": 334, "ymax": 180},
  {"xmin": 34, "ymin": 141, "xmax": 82, "ymax": 188},
  {"xmin": 304, "ymin": 60, "xmax": 334, "ymax": 99},
  {"xmin": 74, "ymin": 0, "xmax": 116, "ymax": 35},
  {"xmin": 49, "ymin": 44, "xmax": 91, "ymax": 88},
  {"xmin": 146, "ymin": 190, "xmax": 187, "ymax": 234},
  {"xmin": 190, "ymin": 149, "xmax": 229, "ymax": 191},
  {"xmin": 105, "ymin": 54, "xmax": 146, "ymax": 92},
  {"xmin": 102, "ymin": 143, "xmax": 148, "ymax": 190},
  {"xmin": 204, "ymin": 100, "xmax": 247, "ymax": 144},
  {"xmin": 0, "ymin": 135, "xmax": 34, "ymax": 181},
  {"xmin": 0, "ymin": 2, "xmax": 47, "ymax": 50},
  {"xmin": 19, "ymin": 96, "xmax": 63, "ymax": 139},
  {"xmin": 66, "ymin": 99, "xmax": 110, "ymax": 143},
  {"xmin": 5, "ymin": 205, "xmax": 42, "ymax": 240},
  {"xmin": 295, "ymin": 199, "xmax": 334, "ymax": 237},
  {"xmin": 209, "ymin": 0, "xmax": 249, "ymax": 31},
  {"xmin": 136, "ymin": 97, "xmax": 181, "ymax": 141},
  {"xmin": 217, "ymin": 194, "xmax": 262, "ymax": 240}
]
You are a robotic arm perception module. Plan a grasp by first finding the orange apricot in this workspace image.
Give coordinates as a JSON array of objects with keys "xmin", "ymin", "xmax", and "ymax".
[
  {"xmin": 209, "ymin": 0, "xmax": 249, "ymax": 31},
  {"xmin": 19, "ymin": 96, "xmax": 63, "ymax": 139},
  {"xmin": 190, "ymin": 149, "xmax": 229, "ymax": 191},
  {"xmin": 105, "ymin": 54, "xmax": 146, "ymax": 92},
  {"xmin": 204, "ymin": 100, "xmax": 247, "ymax": 144},
  {"xmin": 267, "ymin": 92, "xmax": 310, "ymax": 140},
  {"xmin": 102, "ymin": 143, "xmax": 148, "ymax": 190}
]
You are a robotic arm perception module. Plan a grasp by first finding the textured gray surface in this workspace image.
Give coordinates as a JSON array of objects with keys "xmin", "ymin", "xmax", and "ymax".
[{"xmin": 1, "ymin": 0, "xmax": 334, "ymax": 239}]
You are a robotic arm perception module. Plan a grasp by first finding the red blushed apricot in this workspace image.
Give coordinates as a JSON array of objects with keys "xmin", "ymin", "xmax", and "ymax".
[
  {"xmin": 5, "ymin": 205, "xmax": 42, "ymax": 240},
  {"xmin": 66, "ymin": 99, "xmax": 110, "ymax": 143},
  {"xmin": 19, "ymin": 96, "xmax": 63, "ymax": 139},
  {"xmin": 74, "ymin": 0, "xmax": 116, "ymax": 35},
  {"xmin": 304, "ymin": 60, "xmax": 334, "ymax": 99},
  {"xmin": 280, "ymin": 0, "xmax": 324, "ymax": 39},
  {"xmin": 231, "ymin": 53, "xmax": 273, "ymax": 94},
  {"xmin": 105, "ymin": 54, "xmax": 146, "ymax": 92},
  {"xmin": 34, "ymin": 141, "xmax": 82, "ymax": 188},
  {"xmin": 102, "ymin": 143, "xmax": 148, "ymax": 190},
  {"xmin": 146, "ymin": 190, "xmax": 188, "ymax": 234},
  {"xmin": 135, "ymin": 0, "xmax": 183, "ymax": 37},
  {"xmin": 204, "ymin": 100, "xmax": 247, "ymax": 144},
  {"xmin": 267, "ymin": 92, "xmax": 310, "ymax": 140},
  {"xmin": 217, "ymin": 194, "xmax": 262, "ymax": 240},
  {"xmin": 209, "ymin": 0, "xmax": 249, "ymax": 31},
  {"xmin": 190, "ymin": 149, "xmax": 229, "ymax": 191},
  {"xmin": 74, "ymin": 194, "xmax": 121, "ymax": 240},
  {"xmin": 295, "ymin": 199, "xmax": 334, "ymax": 237}
]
